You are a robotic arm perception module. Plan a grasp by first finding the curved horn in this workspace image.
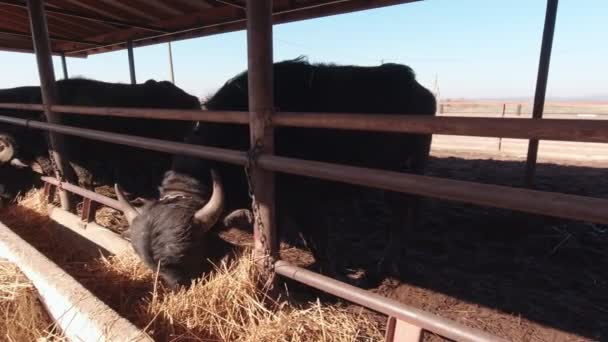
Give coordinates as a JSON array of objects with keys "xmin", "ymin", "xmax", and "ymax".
[
  {"xmin": 114, "ymin": 184, "xmax": 140, "ymax": 225},
  {"xmin": 0, "ymin": 136, "xmax": 15, "ymax": 164},
  {"xmin": 193, "ymin": 169, "xmax": 224, "ymax": 232}
]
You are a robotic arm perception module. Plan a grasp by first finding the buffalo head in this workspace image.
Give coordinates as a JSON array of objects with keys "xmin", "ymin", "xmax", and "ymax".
[{"xmin": 115, "ymin": 169, "xmax": 226, "ymax": 288}]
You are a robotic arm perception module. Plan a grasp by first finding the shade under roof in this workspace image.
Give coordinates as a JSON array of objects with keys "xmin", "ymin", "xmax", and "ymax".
[{"xmin": 0, "ymin": 0, "xmax": 419, "ymax": 57}]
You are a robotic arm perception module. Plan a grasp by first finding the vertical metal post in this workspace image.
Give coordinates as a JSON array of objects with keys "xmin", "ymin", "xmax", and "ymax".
[
  {"xmin": 26, "ymin": 0, "xmax": 75, "ymax": 211},
  {"xmin": 168, "ymin": 42, "xmax": 175, "ymax": 83},
  {"xmin": 60, "ymin": 52, "xmax": 68, "ymax": 79},
  {"xmin": 127, "ymin": 39, "xmax": 136, "ymax": 84},
  {"xmin": 525, "ymin": 0, "xmax": 559, "ymax": 187},
  {"xmin": 246, "ymin": 0, "xmax": 277, "ymax": 286},
  {"xmin": 498, "ymin": 103, "xmax": 506, "ymax": 151}
]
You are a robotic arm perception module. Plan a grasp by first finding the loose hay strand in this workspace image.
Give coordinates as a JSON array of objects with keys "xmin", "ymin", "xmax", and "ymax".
[
  {"xmin": 0, "ymin": 260, "xmax": 65, "ymax": 341},
  {"xmin": 2, "ymin": 189, "xmax": 384, "ymax": 341}
]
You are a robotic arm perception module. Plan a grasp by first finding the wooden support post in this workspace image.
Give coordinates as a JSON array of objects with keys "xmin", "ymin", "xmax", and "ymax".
[
  {"xmin": 168, "ymin": 42, "xmax": 175, "ymax": 83},
  {"xmin": 27, "ymin": 0, "xmax": 75, "ymax": 211},
  {"xmin": 525, "ymin": 0, "xmax": 559, "ymax": 187},
  {"xmin": 127, "ymin": 39, "xmax": 136, "ymax": 84},
  {"xmin": 60, "ymin": 52, "xmax": 68, "ymax": 79},
  {"xmin": 246, "ymin": 0, "xmax": 277, "ymax": 286},
  {"xmin": 498, "ymin": 103, "xmax": 506, "ymax": 151}
]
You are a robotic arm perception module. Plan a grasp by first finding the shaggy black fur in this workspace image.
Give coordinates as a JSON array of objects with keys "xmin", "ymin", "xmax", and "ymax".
[
  {"xmin": 129, "ymin": 58, "xmax": 436, "ymax": 288},
  {"xmin": 0, "ymin": 78, "xmax": 201, "ymax": 203}
]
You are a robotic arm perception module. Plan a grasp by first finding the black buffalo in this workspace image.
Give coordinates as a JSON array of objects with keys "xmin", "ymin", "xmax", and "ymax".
[
  {"xmin": 0, "ymin": 78, "xmax": 200, "ymax": 206},
  {"xmin": 116, "ymin": 58, "xmax": 437, "ymax": 288}
]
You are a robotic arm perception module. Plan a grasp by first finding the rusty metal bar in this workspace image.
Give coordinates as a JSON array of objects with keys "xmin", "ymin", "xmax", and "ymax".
[
  {"xmin": 43, "ymin": 181, "xmax": 56, "ymax": 203},
  {"xmin": 257, "ymin": 154, "xmax": 608, "ymax": 224},
  {"xmin": 0, "ymin": 103, "xmax": 44, "ymax": 111},
  {"xmin": 275, "ymin": 261, "xmax": 505, "ymax": 342},
  {"xmin": 0, "ymin": 115, "xmax": 247, "ymax": 164},
  {"xmin": 525, "ymin": 0, "xmax": 559, "ymax": 187},
  {"xmin": 26, "ymin": 0, "xmax": 75, "ymax": 211},
  {"xmin": 1, "ymin": 103, "xmax": 608, "ymax": 143},
  {"xmin": 0, "ymin": 103, "xmax": 248, "ymax": 123},
  {"xmin": 127, "ymin": 39, "xmax": 136, "ymax": 84},
  {"xmin": 79, "ymin": 197, "xmax": 98, "ymax": 223},
  {"xmin": 42, "ymin": 176, "xmax": 121, "ymax": 209},
  {"xmin": 60, "ymin": 52, "xmax": 68, "ymax": 79},
  {"xmin": 273, "ymin": 112, "xmax": 608, "ymax": 143},
  {"xmin": 246, "ymin": 0, "xmax": 277, "ymax": 285},
  {"xmin": 3, "ymin": 116, "xmax": 608, "ymax": 224}
]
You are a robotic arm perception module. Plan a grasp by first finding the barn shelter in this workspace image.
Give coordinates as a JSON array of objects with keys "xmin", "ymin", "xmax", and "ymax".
[{"xmin": 0, "ymin": 0, "xmax": 604, "ymax": 341}]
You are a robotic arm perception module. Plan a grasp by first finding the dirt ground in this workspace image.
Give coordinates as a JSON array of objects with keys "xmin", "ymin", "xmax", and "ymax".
[
  {"xmin": 374, "ymin": 152, "xmax": 607, "ymax": 341},
  {"xmin": 197, "ymin": 150, "xmax": 608, "ymax": 341},
  {"xmin": 266, "ymin": 150, "xmax": 606, "ymax": 342},
  {"xmin": 4, "ymin": 150, "xmax": 607, "ymax": 341}
]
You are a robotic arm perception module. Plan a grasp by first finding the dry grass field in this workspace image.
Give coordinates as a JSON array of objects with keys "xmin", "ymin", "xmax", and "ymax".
[{"xmin": 433, "ymin": 100, "xmax": 608, "ymax": 162}]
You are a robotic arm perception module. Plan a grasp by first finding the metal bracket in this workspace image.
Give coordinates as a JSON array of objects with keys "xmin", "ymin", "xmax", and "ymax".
[
  {"xmin": 80, "ymin": 197, "xmax": 98, "ymax": 224},
  {"xmin": 385, "ymin": 316, "xmax": 423, "ymax": 342},
  {"xmin": 43, "ymin": 182, "xmax": 56, "ymax": 204}
]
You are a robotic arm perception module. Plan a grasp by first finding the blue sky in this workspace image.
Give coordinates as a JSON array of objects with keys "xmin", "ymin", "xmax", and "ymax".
[{"xmin": 0, "ymin": 0, "xmax": 606, "ymax": 100}]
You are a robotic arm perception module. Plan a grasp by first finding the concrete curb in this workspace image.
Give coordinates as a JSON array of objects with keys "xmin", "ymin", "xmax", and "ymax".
[
  {"xmin": 0, "ymin": 220, "xmax": 153, "ymax": 342},
  {"xmin": 48, "ymin": 206, "xmax": 132, "ymax": 256}
]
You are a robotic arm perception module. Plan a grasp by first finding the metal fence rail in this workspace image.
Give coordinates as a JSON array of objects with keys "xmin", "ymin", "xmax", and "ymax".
[
  {"xmin": 3, "ymin": 114, "xmax": 608, "ymax": 225},
  {"xmin": 275, "ymin": 261, "xmax": 506, "ymax": 342},
  {"xmin": 2, "ymin": 103, "xmax": 608, "ymax": 142}
]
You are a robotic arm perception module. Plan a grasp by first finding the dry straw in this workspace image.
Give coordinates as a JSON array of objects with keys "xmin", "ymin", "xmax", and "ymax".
[
  {"xmin": 0, "ymin": 189, "xmax": 384, "ymax": 341},
  {"xmin": 0, "ymin": 259, "xmax": 65, "ymax": 341}
]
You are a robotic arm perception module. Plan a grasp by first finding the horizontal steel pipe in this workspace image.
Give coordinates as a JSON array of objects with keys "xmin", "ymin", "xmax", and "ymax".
[
  {"xmin": 0, "ymin": 103, "xmax": 45, "ymax": 111},
  {"xmin": 258, "ymin": 154, "xmax": 608, "ymax": 224},
  {"xmin": 0, "ymin": 115, "xmax": 247, "ymax": 166},
  {"xmin": 274, "ymin": 112, "xmax": 608, "ymax": 143},
  {"xmin": 53, "ymin": 105, "xmax": 250, "ymax": 124},
  {"xmin": 0, "ymin": 103, "xmax": 250, "ymax": 123},
  {"xmin": 1, "ymin": 114, "xmax": 607, "ymax": 224},
  {"xmin": 275, "ymin": 261, "xmax": 505, "ymax": 342},
  {"xmin": 1, "ymin": 103, "xmax": 607, "ymax": 142},
  {"xmin": 41, "ymin": 176, "xmax": 120, "ymax": 209}
]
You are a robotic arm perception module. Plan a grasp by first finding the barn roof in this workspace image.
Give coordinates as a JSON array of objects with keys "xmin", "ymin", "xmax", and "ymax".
[{"xmin": 0, "ymin": 0, "xmax": 419, "ymax": 57}]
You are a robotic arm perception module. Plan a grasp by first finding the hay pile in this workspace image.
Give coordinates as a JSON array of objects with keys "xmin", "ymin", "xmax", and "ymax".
[
  {"xmin": 0, "ymin": 189, "xmax": 384, "ymax": 341},
  {"xmin": 0, "ymin": 259, "xmax": 64, "ymax": 341}
]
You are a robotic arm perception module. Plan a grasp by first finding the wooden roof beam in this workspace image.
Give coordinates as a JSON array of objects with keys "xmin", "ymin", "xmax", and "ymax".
[
  {"xmin": 0, "ymin": 6, "xmax": 80, "ymax": 39},
  {"xmin": 173, "ymin": 0, "xmax": 214, "ymax": 11},
  {"xmin": 63, "ymin": 0, "xmax": 419, "ymax": 55},
  {"xmin": 96, "ymin": 0, "xmax": 160, "ymax": 21},
  {"xmin": 214, "ymin": 0, "xmax": 245, "ymax": 9},
  {"xmin": 141, "ymin": 0, "xmax": 184, "ymax": 17},
  {"xmin": 0, "ymin": 0, "xmax": 170, "ymax": 33},
  {"xmin": 0, "ymin": 27, "xmax": 103, "ymax": 46},
  {"xmin": 50, "ymin": 0, "xmax": 125, "ymax": 20}
]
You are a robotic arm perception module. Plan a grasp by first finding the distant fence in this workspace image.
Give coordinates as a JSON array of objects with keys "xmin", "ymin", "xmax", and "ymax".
[
  {"xmin": 433, "ymin": 102, "xmax": 608, "ymax": 160},
  {"xmin": 438, "ymin": 101, "xmax": 608, "ymax": 118}
]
